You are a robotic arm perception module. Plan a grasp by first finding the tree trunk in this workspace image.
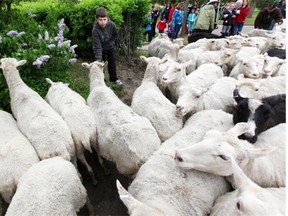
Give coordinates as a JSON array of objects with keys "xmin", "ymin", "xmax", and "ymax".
[
  {"xmin": 181, "ymin": 0, "xmax": 189, "ymax": 36},
  {"xmin": 248, "ymin": 0, "xmax": 257, "ymax": 18}
]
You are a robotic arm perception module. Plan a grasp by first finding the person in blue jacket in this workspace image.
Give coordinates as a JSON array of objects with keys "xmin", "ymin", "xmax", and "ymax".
[{"xmin": 171, "ymin": 2, "xmax": 184, "ymax": 39}]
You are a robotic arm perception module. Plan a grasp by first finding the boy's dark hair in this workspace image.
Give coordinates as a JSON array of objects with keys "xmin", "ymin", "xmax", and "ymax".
[{"xmin": 95, "ymin": 7, "xmax": 108, "ymax": 19}]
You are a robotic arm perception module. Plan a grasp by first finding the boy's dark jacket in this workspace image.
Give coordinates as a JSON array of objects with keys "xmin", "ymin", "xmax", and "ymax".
[{"xmin": 92, "ymin": 20, "xmax": 117, "ymax": 60}]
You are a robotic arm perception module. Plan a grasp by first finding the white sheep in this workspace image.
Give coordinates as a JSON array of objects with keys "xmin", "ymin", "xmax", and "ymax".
[
  {"xmin": 161, "ymin": 63, "xmax": 223, "ymax": 103},
  {"xmin": 117, "ymin": 110, "xmax": 234, "ymax": 216},
  {"xmin": 210, "ymin": 156, "xmax": 285, "ymax": 216},
  {"xmin": 229, "ymin": 54, "xmax": 265, "ymax": 79},
  {"xmin": 131, "ymin": 56, "xmax": 183, "ymax": 142},
  {"xmin": 0, "ymin": 111, "xmax": 39, "ymax": 203},
  {"xmin": 176, "ymin": 77, "xmax": 237, "ymax": 117},
  {"xmin": 5, "ymin": 157, "xmax": 87, "ymax": 216},
  {"xmin": 237, "ymin": 76, "xmax": 286, "ymax": 99},
  {"xmin": 262, "ymin": 53, "xmax": 286, "ymax": 77},
  {"xmin": 45, "ymin": 78, "xmax": 108, "ymax": 185},
  {"xmin": 82, "ymin": 61, "xmax": 161, "ymax": 177},
  {"xmin": 0, "ymin": 58, "xmax": 76, "ymax": 163},
  {"xmin": 175, "ymin": 123, "xmax": 286, "ymax": 187},
  {"xmin": 149, "ymin": 35, "xmax": 182, "ymax": 59}
]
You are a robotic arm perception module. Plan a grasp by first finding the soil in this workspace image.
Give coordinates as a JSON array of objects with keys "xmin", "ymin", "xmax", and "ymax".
[{"xmin": 77, "ymin": 56, "xmax": 147, "ymax": 216}]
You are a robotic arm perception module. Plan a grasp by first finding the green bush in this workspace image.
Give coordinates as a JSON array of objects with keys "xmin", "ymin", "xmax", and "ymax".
[
  {"xmin": 0, "ymin": 0, "xmax": 150, "ymax": 111},
  {"xmin": 0, "ymin": 10, "xmax": 81, "ymax": 111}
]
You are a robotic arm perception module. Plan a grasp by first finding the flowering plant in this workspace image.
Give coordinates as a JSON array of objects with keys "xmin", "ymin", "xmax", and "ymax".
[
  {"xmin": 0, "ymin": 12, "xmax": 77, "ymax": 74},
  {"xmin": 0, "ymin": 10, "xmax": 79, "ymax": 111}
]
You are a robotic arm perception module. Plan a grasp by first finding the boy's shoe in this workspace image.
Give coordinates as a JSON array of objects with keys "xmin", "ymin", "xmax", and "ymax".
[{"xmin": 115, "ymin": 79, "xmax": 123, "ymax": 86}]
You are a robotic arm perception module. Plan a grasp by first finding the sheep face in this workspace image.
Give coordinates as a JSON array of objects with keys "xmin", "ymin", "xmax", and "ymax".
[
  {"xmin": 233, "ymin": 90, "xmax": 285, "ymax": 143},
  {"xmin": 238, "ymin": 57, "xmax": 264, "ymax": 79},
  {"xmin": 176, "ymin": 85, "xmax": 202, "ymax": 117},
  {"xmin": 0, "ymin": 58, "xmax": 26, "ymax": 70},
  {"xmin": 262, "ymin": 55, "xmax": 285, "ymax": 77},
  {"xmin": 161, "ymin": 63, "xmax": 184, "ymax": 84},
  {"xmin": 214, "ymin": 49, "xmax": 236, "ymax": 66},
  {"xmin": 174, "ymin": 130, "xmax": 237, "ymax": 176}
]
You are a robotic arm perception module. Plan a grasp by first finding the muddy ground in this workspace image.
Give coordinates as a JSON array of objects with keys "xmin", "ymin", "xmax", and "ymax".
[{"xmin": 78, "ymin": 56, "xmax": 147, "ymax": 216}]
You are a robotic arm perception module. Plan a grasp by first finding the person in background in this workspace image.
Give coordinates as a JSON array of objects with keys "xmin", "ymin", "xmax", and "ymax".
[
  {"xmin": 171, "ymin": 2, "xmax": 184, "ymax": 39},
  {"xmin": 151, "ymin": 4, "xmax": 160, "ymax": 37},
  {"xmin": 187, "ymin": 8, "xmax": 197, "ymax": 35},
  {"xmin": 168, "ymin": 3, "xmax": 176, "ymax": 25},
  {"xmin": 276, "ymin": 0, "xmax": 286, "ymax": 18},
  {"xmin": 231, "ymin": 0, "xmax": 250, "ymax": 35},
  {"xmin": 221, "ymin": 2, "xmax": 236, "ymax": 36},
  {"xmin": 144, "ymin": 11, "xmax": 153, "ymax": 42},
  {"xmin": 162, "ymin": 2, "xmax": 172, "ymax": 23},
  {"xmin": 254, "ymin": 2, "xmax": 283, "ymax": 30},
  {"xmin": 188, "ymin": 0, "xmax": 200, "ymax": 15},
  {"xmin": 157, "ymin": 16, "xmax": 167, "ymax": 33},
  {"xmin": 193, "ymin": 0, "xmax": 219, "ymax": 33},
  {"xmin": 92, "ymin": 7, "xmax": 122, "ymax": 86}
]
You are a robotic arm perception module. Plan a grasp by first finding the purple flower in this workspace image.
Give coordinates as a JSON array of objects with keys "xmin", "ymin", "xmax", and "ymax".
[
  {"xmin": 21, "ymin": 43, "xmax": 28, "ymax": 48},
  {"xmin": 69, "ymin": 58, "xmax": 77, "ymax": 64},
  {"xmin": 61, "ymin": 40, "xmax": 71, "ymax": 48},
  {"xmin": 69, "ymin": 44, "xmax": 78, "ymax": 53},
  {"xmin": 7, "ymin": 30, "xmax": 18, "ymax": 37},
  {"xmin": 44, "ymin": 30, "xmax": 50, "ymax": 41},
  {"xmin": 38, "ymin": 33, "xmax": 43, "ymax": 40},
  {"xmin": 47, "ymin": 44, "xmax": 56, "ymax": 50},
  {"xmin": 32, "ymin": 59, "xmax": 43, "ymax": 68},
  {"xmin": 17, "ymin": 32, "xmax": 26, "ymax": 37},
  {"xmin": 58, "ymin": 19, "xmax": 66, "ymax": 31},
  {"xmin": 28, "ymin": 10, "xmax": 37, "ymax": 18},
  {"xmin": 39, "ymin": 55, "xmax": 50, "ymax": 62}
]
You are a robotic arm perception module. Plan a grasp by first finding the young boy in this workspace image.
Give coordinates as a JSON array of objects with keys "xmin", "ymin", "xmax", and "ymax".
[
  {"xmin": 156, "ymin": 16, "xmax": 167, "ymax": 33},
  {"xmin": 92, "ymin": 7, "xmax": 122, "ymax": 86}
]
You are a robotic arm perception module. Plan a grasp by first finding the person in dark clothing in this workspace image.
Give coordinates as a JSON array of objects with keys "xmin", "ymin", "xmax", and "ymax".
[
  {"xmin": 254, "ymin": 3, "xmax": 283, "ymax": 30},
  {"xmin": 162, "ymin": 2, "xmax": 172, "ymax": 23},
  {"xmin": 221, "ymin": 2, "xmax": 236, "ymax": 36},
  {"xmin": 92, "ymin": 7, "xmax": 122, "ymax": 86},
  {"xmin": 151, "ymin": 4, "xmax": 160, "ymax": 37},
  {"xmin": 276, "ymin": 0, "xmax": 286, "ymax": 18}
]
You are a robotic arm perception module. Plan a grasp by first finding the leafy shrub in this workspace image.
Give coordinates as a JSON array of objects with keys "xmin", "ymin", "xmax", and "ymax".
[{"xmin": 0, "ymin": 10, "xmax": 79, "ymax": 111}]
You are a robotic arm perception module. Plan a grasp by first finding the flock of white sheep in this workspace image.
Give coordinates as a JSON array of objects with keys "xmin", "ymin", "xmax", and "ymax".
[{"xmin": 0, "ymin": 26, "xmax": 286, "ymax": 216}]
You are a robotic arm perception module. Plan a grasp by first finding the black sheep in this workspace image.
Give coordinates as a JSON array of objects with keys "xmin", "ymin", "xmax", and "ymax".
[
  {"xmin": 233, "ymin": 89, "xmax": 286, "ymax": 143},
  {"xmin": 188, "ymin": 32, "xmax": 223, "ymax": 43}
]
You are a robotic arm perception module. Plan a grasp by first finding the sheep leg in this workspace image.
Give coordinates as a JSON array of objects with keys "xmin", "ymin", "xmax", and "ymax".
[
  {"xmin": 85, "ymin": 195, "xmax": 95, "ymax": 216},
  {"xmin": 77, "ymin": 153, "xmax": 98, "ymax": 185},
  {"xmin": 91, "ymin": 142, "xmax": 110, "ymax": 175}
]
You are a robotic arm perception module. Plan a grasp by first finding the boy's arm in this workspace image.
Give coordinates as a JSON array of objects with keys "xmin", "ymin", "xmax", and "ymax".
[{"xmin": 92, "ymin": 28, "xmax": 102, "ymax": 61}]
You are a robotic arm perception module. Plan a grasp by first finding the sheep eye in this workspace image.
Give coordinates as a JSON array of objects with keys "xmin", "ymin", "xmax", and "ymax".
[
  {"xmin": 264, "ymin": 60, "xmax": 267, "ymax": 63},
  {"xmin": 255, "ymin": 88, "xmax": 259, "ymax": 91},
  {"xmin": 236, "ymin": 201, "xmax": 241, "ymax": 210},
  {"xmin": 218, "ymin": 155, "xmax": 229, "ymax": 160},
  {"xmin": 227, "ymin": 54, "xmax": 231, "ymax": 57}
]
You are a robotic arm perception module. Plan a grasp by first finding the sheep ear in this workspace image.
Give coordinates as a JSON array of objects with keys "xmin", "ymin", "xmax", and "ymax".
[
  {"xmin": 17, "ymin": 60, "xmax": 26, "ymax": 67},
  {"xmin": 116, "ymin": 180, "xmax": 139, "ymax": 212},
  {"xmin": 81, "ymin": 62, "xmax": 91, "ymax": 69},
  {"xmin": 103, "ymin": 61, "xmax": 108, "ymax": 68},
  {"xmin": 246, "ymin": 147, "xmax": 276, "ymax": 159},
  {"xmin": 228, "ymin": 122, "xmax": 256, "ymax": 137},
  {"xmin": 140, "ymin": 55, "xmax": 148, "ymax": 63},
  {"xmin": 45, "ymin": 78, "xmax": 54, "ymax": 85}
]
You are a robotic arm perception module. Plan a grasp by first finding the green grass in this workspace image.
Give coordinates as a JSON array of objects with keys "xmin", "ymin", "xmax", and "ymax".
[
  {"xmin": 245, "ymin": 8, "xmax": 259, "ymax": 25},
  {"xmin": 67, "ymin": 59, "xmax": 124, "ymax": 97}
]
